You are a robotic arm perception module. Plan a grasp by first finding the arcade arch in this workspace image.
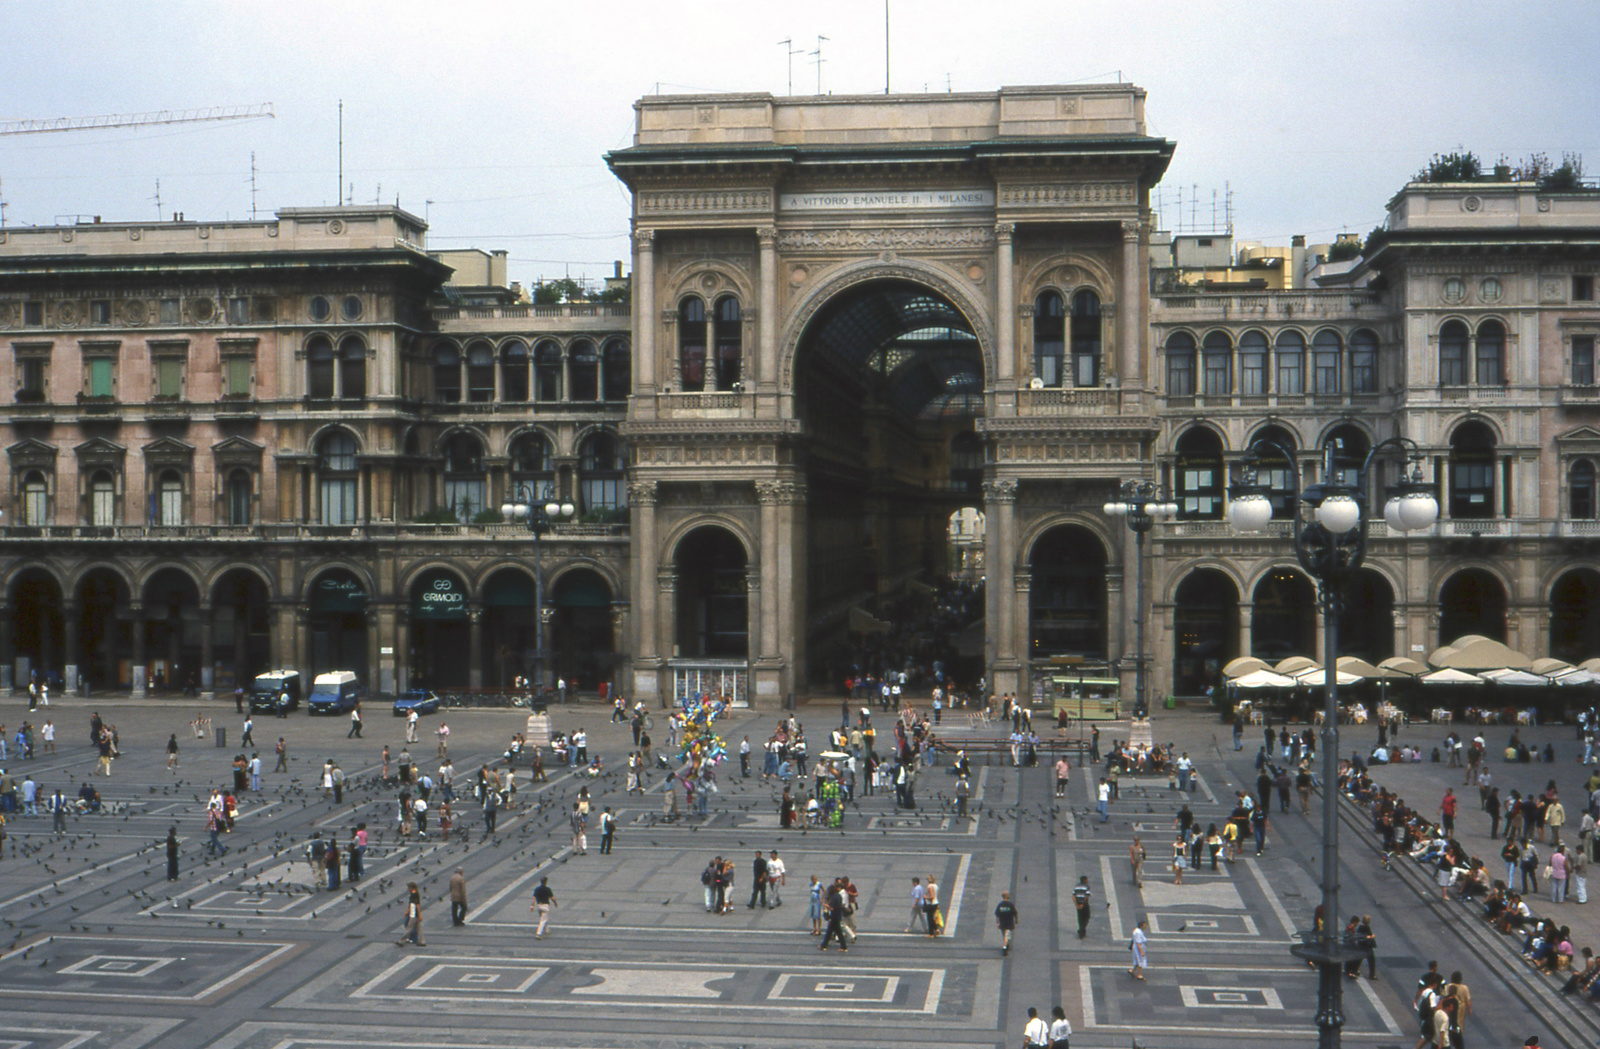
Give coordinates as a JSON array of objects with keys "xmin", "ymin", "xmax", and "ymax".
[
  {"xmin": 1028, "ymin": 525, "xmax": 1107, "ymax": 661},
  {"xmin": 1550, "ymin": 568, "xmax": 1600, "ymax": 664},
  {"xmin": 674, "ymin": 526, "xmax": 748, "ymax": 659},
  {"xmin": 1439, "ymin": 568, "xmax": 1508, "ymax": 645},
  {"xmin": 1173, "ymin": 568, "xmax": 1238, "ymax": 696}
]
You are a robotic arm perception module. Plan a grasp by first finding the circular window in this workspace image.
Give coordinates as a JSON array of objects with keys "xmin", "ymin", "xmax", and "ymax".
[
  {"xmin": 190, "ymin": 298, "xmax": 215, "ymax": 323},
  {"xmin": 1441, "ymin": 277, "xmax": 1466, "ymax": 304},
  {"xmin": 1479, "ymin": 277, "xmax": 1503, "ymax": 304},
  {"xmin": 341, "ymin": 295, "xmax": 363, "ymax": 321},
  {"xmin": 309, "ymin": 296, "xmax": 331, "ymax": 321}
]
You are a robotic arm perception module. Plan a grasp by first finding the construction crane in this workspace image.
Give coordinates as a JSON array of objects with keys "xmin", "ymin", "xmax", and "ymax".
[{"xmin": 0, "ymin": 103, "xmax": 273, "ymax": 137}]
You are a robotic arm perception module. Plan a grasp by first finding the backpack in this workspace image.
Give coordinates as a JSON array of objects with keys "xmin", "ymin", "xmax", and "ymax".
[{"xmin": 701, "ymin": 865, "xmax": 714, "ymax": 887}]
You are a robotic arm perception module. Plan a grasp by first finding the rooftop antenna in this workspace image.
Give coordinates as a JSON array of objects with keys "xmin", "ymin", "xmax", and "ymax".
[
  {"xmin": 779, "ymin": 39, "xmax": 802, "ymax": 95},
  {"xmin": 811, "ymin": 35, "xmax": 828, "ymax": 95},
  {"xmin": 375, "ymin": 182, "xmax": 381, "ymax": 205},
  {"xmin": 248, "ymin": 151, "xmax": 259, "ymax": 220},
  {"xmin": 0, "ymin": 178, "xmax": 7, "ymax": 230},
  {"xmin": 424, "ymin": 199, "xmax": 433, "ymax": 223},
  {"xmin": 946, "ymin": 73, "xmax": 952, "ymax": 93},
  {"xmin": 337, "ymin": 99, "xmax": 344, "ymax": 206},
  {"xmin": 884, "ymin": 1, "xmax": 891, "ymax": 95},
  {"xmin": 151, "ymin": 178, "xmax": 162, "ymax": 221}
]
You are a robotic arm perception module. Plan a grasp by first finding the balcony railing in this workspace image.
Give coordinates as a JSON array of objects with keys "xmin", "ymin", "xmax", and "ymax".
[
  {"xmin": 0, "ymin": 521, "xmax": 631, "ymax": 541},
  {"xmin": 432, "ymin": 303, "xmax": 629, "ymax": 321}
]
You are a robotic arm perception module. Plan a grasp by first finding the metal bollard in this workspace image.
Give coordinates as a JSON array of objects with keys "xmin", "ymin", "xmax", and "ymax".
[{"xmin": 215, "ymin": 727, "xmax": 226, "ymax": 748}]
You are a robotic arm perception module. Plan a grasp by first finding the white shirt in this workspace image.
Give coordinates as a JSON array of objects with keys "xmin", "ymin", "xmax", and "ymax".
[
  {"xmin": 41, "ymin": 723, "xmax": 53, "ymax": 741},
  {"xmin": 767, "ymin": 857, "xmax": 785, "ymax": 881},
  {"xmin": 1048, "ymin": 1018, "xmax": 1073, "ymax": 1042},
  {"xmin": 1023, "ymin": 1017, "xmax": 1050, "ymax": 1046},
  {"xmin": 1098, "ymin": 783, "xmax": 1110, "ymax": 802}
]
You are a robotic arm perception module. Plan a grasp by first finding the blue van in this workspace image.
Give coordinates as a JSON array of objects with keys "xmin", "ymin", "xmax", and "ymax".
[{"xmin": 307, "ymin": 671, "xmax": 364, "ymax": 715}]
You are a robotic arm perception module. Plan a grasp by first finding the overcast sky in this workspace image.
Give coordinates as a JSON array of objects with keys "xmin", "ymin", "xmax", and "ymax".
[{"xmin": 3, "ymin": 1, "xmax": 1595, "ymax": 288}]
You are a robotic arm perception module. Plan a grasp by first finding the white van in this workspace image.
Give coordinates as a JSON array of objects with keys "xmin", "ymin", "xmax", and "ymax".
[{"xmin": 307, "ymin": 671, "xmax": 364, "ymax": 715}]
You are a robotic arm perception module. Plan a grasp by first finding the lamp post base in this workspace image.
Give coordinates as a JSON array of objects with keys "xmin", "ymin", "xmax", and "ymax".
[{"xmin": 1290, "ymin": 938, "xmax": 1365, "ymax": 1049}]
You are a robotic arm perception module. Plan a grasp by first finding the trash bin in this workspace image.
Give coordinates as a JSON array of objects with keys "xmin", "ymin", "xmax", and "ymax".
[
  {"xmin": 215, "ymin": 727, "xmax": 226, "ymax": 748},
  {"xmin": 1165, "ymin": 696, "xmax": 1177, "ymax": 710}
]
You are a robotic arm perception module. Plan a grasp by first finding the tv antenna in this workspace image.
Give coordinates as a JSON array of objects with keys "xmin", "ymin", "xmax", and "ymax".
[
  {"xmin": 884, "ymin": 2, "xmax": 891, "ymax": 94},
  {"xmin": 0, "ymin": 102, "xmax": 273, "ymax": 137},
  {"xmin": 778, "ymin": 39, "xmax": 804, "ymax": 96},
  {"xmin": 151, "ymin": 179, "xmax": 162, "ymax": 220},
  {"xmin": 811, "ymin": 35, "xmax": 829, "ymax": 95},
  {"xmin": 248, "ymin": 152, "xmax": 260, "ymax": 219},
  {"xmin": 337, "ymin": 99, "xmax": 344, "ymax": 206}
]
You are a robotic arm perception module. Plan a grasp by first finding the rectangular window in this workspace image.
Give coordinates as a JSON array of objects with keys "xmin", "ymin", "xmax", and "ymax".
[
  {"xmin": 1277, "ymin": 352, "xmax": 1302, "ymax": 394},
  {"xmin": 442, "ymin": 479, "xmax": 486, "ymax": 522},
  {"xmin": 158, "ymin": 482, "xmax": 184, "ymax": 527},
  {"xmin": 1241, "ymin": 350, "xmax": 1266, "ymax": 396},
  {"xmin": 1181, "ymin": 468, "xmax": 1219, "ymax": 517},
  {"xmin": 155, "ymin": 358, "xmax": 183, "ymax": 398},
  {"xmin": 1166, "ymin": 354, "xmax": 1194, "ymax": 397},
  {"xmin": 1574, "ymin": 336, "xmax": 1595, "ymax": 386},
  {"xmin": 224, "ymin": 356, "xmax": 253, "ymax": 397},
  {"xmin": 227, "ymin": 297, "xmax": 250, "ymax": 325},
  {"xmin": 1203, "ymin": 352, "xmax": 1230, "ymax": 397},
  {"xmin": 90, "ymin": 300, "xmax": 111, "ymax": 325},
  {"xmin": 1576, "ymin": 275, "xmax": 1596, "ymax": 302},
  {"xmin": 17, "ymin": 358, "xmax": 46, "ymax": 401},
  {"xmin": 22, "ymin": 483, "xmax": 48, "ymax": 526},
  {"xmin": 23, "ymin": 301, "xmax": 43, "ymax": 326},
  {"xmin": 88, "ymin": 357, "xmax": 114, "ymax": 397},
  {"xmin": 1450, "ymin": 462, "xmax": 1495, "ymax": 519},
  {"xmin": 159, "ymin": 298, "xmax": 180, "ymax": 325},
  {"xmin": 90, "ymin": 483, "xmax": 115, "ymax": 527},
  {"xmin": 1314, "ymin": 348, "xmax": 1340, "ymax": 395},
  {"xmin": 320, "ymin": 478, "xmax": 358, "ymax": 526},
  {"xmin": 1351, "ymin": 347, "xmax": 1377, "ymax": 393},
  {"xmin": 581, "ymin": 477, "xmax": 626, "ymax": 513}
]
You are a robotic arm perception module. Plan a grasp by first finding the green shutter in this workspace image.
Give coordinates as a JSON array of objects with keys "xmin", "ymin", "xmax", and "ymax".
[
  {"xmin": 89, "ymin": 358, "xmax": 113, "ymax": 397},
  {"xmin": 157, "ymin": 359, "xmax": 182, "ymax": 397},
  {"xmin": 226, "ymin": 357, "xmax": 252, "ymax": 396}
]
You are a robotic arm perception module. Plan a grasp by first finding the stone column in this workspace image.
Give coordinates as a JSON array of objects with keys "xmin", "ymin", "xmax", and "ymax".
[
  {"xmin": 656, "ymin": 567, "xmax": 677, "ymax": 707},
  {"xmin": 1106, "ymin": 562, "xmax": 1126, "ymax": 684},
  {"xmin": 1120, "ymin": 220, "xmax": 1142, "ymax": 386},
  {"xmin": 1013, "ymin": 570, "xmax": 1032, "ymax": 699},
  {"xmin": 630, "ymin": 481, "xmax": 660, "ymax": 702},
  {"xmin": 634, "ymin": 229, "xmax": 656, "ymax": 391},
  {"xmin": 745, "ymin": 567, "xmax": 764, "ymax": 667},
  {"xmin": 63, "ymin": 602, "xmax": 80, "ymax": 697},
  {"xmin": 778, "ymin": 482, "xmax": 807, "ymax": 697},
  {"xmin": 756, "ymin": 482, "xmax": 782, "ymax": 660},
  {"xmin": 130, "ymin": 603, "xmax": 147, "ymax": 697},
  {"xmin": 0, "ymin": 602, "xmax": 13, "ymax": 694},
  {"xmin": 467, "ymin": 604, "xmax": 484, "ymax": 689},
  {"xmin": 198, "ymin": 604, "xmax": 215, "ymax": 698},
  {"xmin": 984, "ymin": 478, "xmax": 1019, "ymax": 695},
  {"xmin": 1238, "ymin": 602, "xmax": 1254, "ymax": 660},
  {"xmin": 758, "ymin": 227, "xmax": 778, "ymax": 394},
  {"xmin": 295, "ymin": 608, "xmax": 310, "ymax": 678},
  {"xmin": 995, "ymin": 223, "xmax": 1015, "ymax": 383},
  {"xmin": 1312, "ymin": 599, "xmax": 1325, "ymax": 663},
  {"xmin": 394, "ymin": 611, "xmax": 411, "ymax": 694}
]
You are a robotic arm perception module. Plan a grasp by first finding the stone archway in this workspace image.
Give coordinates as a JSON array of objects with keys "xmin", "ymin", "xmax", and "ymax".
[{"xmin": 1173, "ymin": 568, "xmax": 1239, "ymax": 696}]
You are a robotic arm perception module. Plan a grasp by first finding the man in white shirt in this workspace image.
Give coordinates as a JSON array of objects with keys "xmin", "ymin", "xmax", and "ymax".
[
  {"xmin": 406, "ymin": 707, "xmax": 419, "ymax": 743},
  {"xmin": 1022, "ymin": 1007, "xmax": 1050, "ymax": 1048},
  {"xmin": 766, "ymin": 849, "xmax": 785, "ymax": 907},
  {"xmin": 906, "ymin": 876, "xmax": 926, "ymax": 932}
]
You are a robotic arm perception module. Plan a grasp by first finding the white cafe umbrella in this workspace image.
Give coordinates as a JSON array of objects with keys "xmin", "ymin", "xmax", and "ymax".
[
  {"xmin": 1420, "ymin": 668, "xmax": 1485, "ymax": 685},
  {"xmin": 1231, "ymin": 668, "xmax": 1297, "ymax": 689},
  {"xmin": 1479, "ymin": 669, "xmax": 1549, "ymax": 687},
  {"xmin": 1293, "ymin": 667, "xmax": 1363, "ymax": 687}
]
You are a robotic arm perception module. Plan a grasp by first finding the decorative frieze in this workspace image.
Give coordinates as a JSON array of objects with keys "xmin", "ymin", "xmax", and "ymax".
[
  {"xmin": 999, "ymin": 183, "xmax": 1136, "ymax": 207},
  {"xmin": 755, "ymin": 480, "xmax": 806, "ymax": 504},
  {"xmin": 776, "ymin": 226, "xmax": 995, "ymax": 252},
  {"xmin": 638, "ymin": 189, "xmax": 773, "ymax": 215},
  {"xmin": 636, "ymin": 442, "xmax": 778, "ymax": 466},
  {"xmin": 995, "ymin": 439, "xmax": 1143, "ymax": 462}
]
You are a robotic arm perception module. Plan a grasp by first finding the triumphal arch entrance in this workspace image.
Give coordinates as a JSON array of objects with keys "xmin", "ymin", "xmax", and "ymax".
[{"xmin": 608, "ymin": 86, "xmax": 1173, "ymax": 708}]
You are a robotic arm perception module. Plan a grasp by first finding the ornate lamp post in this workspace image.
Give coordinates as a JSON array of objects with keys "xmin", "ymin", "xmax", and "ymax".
[
  {"xmin": 1226, "ymin": 436, "xmax": 1438, "ymax": 1049},
  {"xmin": 1103, "ymin": 481, "xmax": 1177, "ymax": 720},
  {"xmin": 500, "ymin": 483, "xmax": 576, "ymax": 692}
]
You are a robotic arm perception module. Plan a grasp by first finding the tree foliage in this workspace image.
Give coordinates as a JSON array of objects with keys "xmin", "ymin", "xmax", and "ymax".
[{"xmin": 1416, "ymin": 151, "xmax": 1481, "ymax": 183}]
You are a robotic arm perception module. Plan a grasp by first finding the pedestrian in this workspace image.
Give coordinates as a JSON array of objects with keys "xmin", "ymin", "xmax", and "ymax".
[
  {"xmin": 1440, "ymin": 788, "xmax": 1457, "ymax": 838},
  {"xmin": 571, "ymin": 802, "xmax": 588, "ymax": 855},
  {"xmin": 905, "ymin": 876, "xmax": 927, "ymax": 932},
  {"xmin": 1129, "ymin": 836, "xmax": 1145, "ymax": 887},
  {"xmin": 1048, "ymin": 1005, "xmax": 1072, "ymax": 1049},
  {"xmin": 924, "ymin": 873, "xmax": 942, "ymax": 937},
  {"xmin": 747, "ymin": 850, "xmax": 769, "ymax": 909},
  {"xmin": 40, "ymin": 719, "xmax": 54, "ymax": 755},
  {"xmin": 165, "ymin": 826, "xmax": 179, "ymax": 880},
  {"xmin": 274, "ymin": 737, "xmax": 287, "ymax": 773},
  {"xmin": 531, "ymin": 875, "xmax": 556, "ymax": 937},
  {"xmin": 955, "ymin": 774, "xmax": 971, "ymax": 818},
  {"xmin": 809, "ymin": 875, "xmax": 824, "ymax": 935},
  {"xmin": 767, "ymin": 849, "xmax": 785, "ymax": 907},
  {"xmin": 1097, "ymin": 778, "xmax": 1110, "ymax": 822},
  {"xmin": 1127, "ymin": 918, "xmax": 1149, "ymax": 979},
  {"xmin": 241, "ymin": 715, "xmax": 254, "ymax": 747},
  {"xmin": 483, "ymin": 785, "xmax": 499, "ymax": 838},
  {"xmin": 1054, "ymin": 754, "xmax": 1070, "ymax": 798},
  {"xmin": 397, "ymin": 882, "xmax": 425, "ymax": 946},
  {"xmin": 349, "ymin": 825, "xmax": 366, "ymax": 883},
  {"xmin": 348, "ymin": 705, "xmax": 362, "ymax": 739},
  {"xmin": 1022, "ymin": 1007, "xmax": 1050, "ymax": 1048},
  {"xmin": 450, "ymin": 867, "xmax": 469, "ymax": 925},
  {"xmin": 819, "ymin": 879, "xmax": 850, "ymax": 951},
  {"xmin": 331, "ymin": 762, "xmax": 344, "ymax": 803},
  {"xmin": 994, "ymin": 891, "xmax": 1019, "ymax": 954},
  {"xmin": 49, "ymin": 788, "xmax": 67, "ymax": 834},
  {"xmin": 1073, "ymin": 875, "xmax": 1091, "ymax": 939},
  {"xmin": 326, "ymin": 837, "xmax": 341, "ymax": 891},
  {"xmin": 205, "ymin": 808, "xmax": 227, "ymax": 856},
  {"xmin": 405, "ymin": 707, "xmax": 419, "ymax": 743},
  {"xmin": 740, "ymin": 736, "xmax": 751, "ymax": 777},
  {"xmin": 166, "ymin": 733, "xmax": 180, "ymax": 771}
]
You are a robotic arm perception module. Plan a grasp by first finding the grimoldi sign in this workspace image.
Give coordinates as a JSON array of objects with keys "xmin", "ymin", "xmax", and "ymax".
[
  {"xmin": 779, "ymin": 188, "xmax": 995, "ymax": 212},
  {"xmin": 414, "ymin": 575, "xmax": 467, "ymax": 620}
]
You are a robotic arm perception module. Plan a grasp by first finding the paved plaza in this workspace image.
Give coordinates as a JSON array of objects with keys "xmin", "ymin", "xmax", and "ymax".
[{"xmin": 0, "ymin": 696, "xmax": 1592, "ymax": 1046}]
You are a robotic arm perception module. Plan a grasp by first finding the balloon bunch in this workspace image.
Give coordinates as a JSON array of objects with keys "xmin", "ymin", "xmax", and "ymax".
[{"xmin": 677, "ymin": 691, "xmax": 730, "ymax": 773}]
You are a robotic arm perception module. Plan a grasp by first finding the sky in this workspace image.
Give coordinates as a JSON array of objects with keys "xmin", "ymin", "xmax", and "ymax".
[{"xmin": 2, "ymin": 1, "xmax": 1595, "ymax": 289}]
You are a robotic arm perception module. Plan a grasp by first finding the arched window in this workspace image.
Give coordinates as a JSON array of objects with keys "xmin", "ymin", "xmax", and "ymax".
[
  {"xmin": 1275, "ymin": 330, "xmax": 1305, "ymax": 394},
  {"xmin": 226, "ymin": 469, "xmax": 252, "ymax": 525},
  {"xmin": 466, "ymin": 341, "xmax": 496, "ymax": 402},
  {"xmin": 535, "ymin": 340, "xmax": 563, "ymax": 401},
  {"xmin": 1165, "ymin": 331, "xmax": 1196, "ymax": 397},
  {"xmin": 1439, "ymin": 320, "xmax": 1469, "ymax": 386},
  {"xmin": 679, "ymin": 297, "xmax": 707, "ymax": 392},
  {"xmin": 307, "ymin": 336, "xmax": 335, "ymax": 400},
  {"xmin": 1449, "ymin": 422, "xmax": 1496, "ymax": 520},
  {"xmin": 20, "ymin": 469, "xmax": 48, "ymax": 526},
  {"xmin": 509, "ymin": 431, "xmax": 554, "ymax": 489},
  {"xmin": 569, "ymin": 339, "xmax": 599, "ymax": 401},
  {"xmin": 317, "ymin": 430, "xmax": 359, "ymax": 526},
  {"xmin": 442, "ymin": 432, "xmax": 487, "ymax": 522},
  {"xmin": 1249, "ymin": 425, "xmax": 1297, "ymax": 519},
  {"xmin": 1571, "ymin": 460, "xmax": 1598, "ymax": 520},
  {"xmin": 1312, "ymin": 330, "xmax": 1342, "ymax": 395},
  {"xmin": 602, "ymin": 339, "xmax": 631, "ymax": 401},
  {"xmin": 1034, "ymin": 291, "xmax": 1065, "ymax": 388},
  {"xmin": 1202, "ymin": 331, "xmax": 1232, "ymax": 396},
  {"xmin": 1239, "ymin": 331, "xmax": 1269, "ymax": 396},
  {"xmin": 1476, "ymin": 320, "xmax": 1505, "ymax": 386},
  {"xmin": 338, "ymin": 336, "xmax": 367, "ymax": 400},
  {"xmin": 501, "ymin": 341, "xmax": 530, "ymax": 402},
  {"xmin": 579, "ymin": 431, "xmax": 627, "ymax": 514},
  {"xmin": 88, "ymin": 469, "xmax": 115, "ymax": 527},
  {"xmin": 1071, "ymin": 289, "xmax": 1102, "ymax": 387},
  {"xmin": 433, "ymin": 343, "xmax": 462, "ymax": 402},
  {"xmin": 1323, "ymin": 425, "xmax": 1370, "ymax": 489},
  {"xmin": 156, "ymin": 469, "xmax": 184, "ymax": 527},
  {"xmin": 714, "ymin": 296, "xmax": 742, "ymax": 391},
  {"xmin": 1350, "ymin": 329, "xmax": 1378, "ymax": 394},
  {"xmin": 1175, "ymin": 427, "xmax": 1224, "ymax": 520}
]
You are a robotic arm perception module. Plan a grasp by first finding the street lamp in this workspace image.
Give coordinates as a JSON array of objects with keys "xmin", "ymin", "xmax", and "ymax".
[
  {"xmin": 1226, "ymin": 435, "xmax": 1437, "ymax": 1049},
  {"xmin": 1103, "ymin": 481, "xmax": 1178, "ymax": 721},
  {"xmin": 499, "ymin": 482, "xmax": 576, "ymax": 692}
]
